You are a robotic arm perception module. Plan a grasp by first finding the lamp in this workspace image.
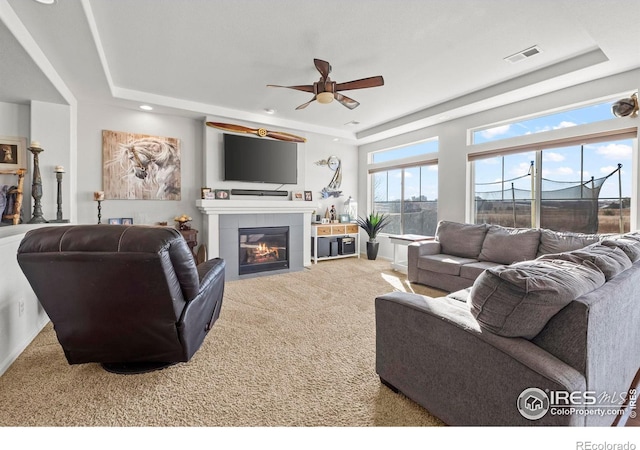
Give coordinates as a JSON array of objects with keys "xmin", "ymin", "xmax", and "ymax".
[
  {"xmin": 611, "ymin": 93, "xmax": 638, "ymax": 118},
  {"xmin": 316, "ymin": 92, "xmax": 334, "ymax": 104}
]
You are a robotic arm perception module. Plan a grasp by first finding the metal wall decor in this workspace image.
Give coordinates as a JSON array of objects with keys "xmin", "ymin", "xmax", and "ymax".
[{"xmin": 315, "ymin": 155, "xmax": 342, "ymax": 198}]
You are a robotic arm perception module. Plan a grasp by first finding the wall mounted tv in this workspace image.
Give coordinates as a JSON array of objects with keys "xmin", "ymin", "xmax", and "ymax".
[{"xmin": 223, "ymin": 133, "xmax": 298, "ymax": 184}]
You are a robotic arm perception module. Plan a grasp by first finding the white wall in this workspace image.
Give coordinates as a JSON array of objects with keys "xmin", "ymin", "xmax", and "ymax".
[
  {"xmin": 360, "ymin": 69, "xmax": 640, "ymax": 260},
  {"xmin": 202, "ymin": 116, "xmax": 358, "ymax": 248},
  {"xmin": 0, "ymin": 232, "xmax": 50, "ymax": 375},
  {"xmin": 77, "ymin": 103, "xmax": 204, "ymax": 228},
  {"xmin": 30, "ymin": 101, "xmax": 73, "ymax": 223},
  {"xmin": 0, "ymin": 102, "xmax": 48, "ymax": 376}
]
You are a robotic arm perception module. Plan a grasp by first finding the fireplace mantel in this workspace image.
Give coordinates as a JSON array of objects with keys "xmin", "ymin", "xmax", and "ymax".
[{"xmin": 196, "ymin": 199, "xmax": 317, "ymax": 267}]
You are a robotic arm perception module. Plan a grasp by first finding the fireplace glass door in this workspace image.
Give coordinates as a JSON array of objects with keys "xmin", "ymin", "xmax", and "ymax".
[{"xmin": 238, "ymin": 226, "xmax": 289, "ymax": 275}]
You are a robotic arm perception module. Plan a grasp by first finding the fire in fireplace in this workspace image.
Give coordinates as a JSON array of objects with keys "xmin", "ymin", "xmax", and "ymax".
[{"xmin": 238, "ymin": 226, "xmax": 289, "ymax": 275}]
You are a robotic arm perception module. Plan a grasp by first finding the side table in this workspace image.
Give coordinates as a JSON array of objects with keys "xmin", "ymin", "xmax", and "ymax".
[
  {"xmin": 388, "ymin": 234, "xmax": 435, "ymax": 274},
  {"xmin": 179, "ymin": 228, "xmax": 198, "ymax": 259}
]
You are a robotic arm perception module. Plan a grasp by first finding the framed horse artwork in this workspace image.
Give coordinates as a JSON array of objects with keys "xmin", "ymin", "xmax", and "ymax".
[{"xmin": 102, "ymin": 130, "xmax": 181, "ymax": 200}]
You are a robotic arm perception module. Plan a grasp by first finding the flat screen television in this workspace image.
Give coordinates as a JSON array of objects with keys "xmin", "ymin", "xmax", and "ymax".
[{"xmin": 223, "ymin": 133, "xmax": 297, "ymax": 184}]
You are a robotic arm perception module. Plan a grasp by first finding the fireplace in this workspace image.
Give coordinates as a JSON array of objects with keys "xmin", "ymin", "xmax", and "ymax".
[{"xmin": 239, "ymin": 226, "xmax": 289, "ymax": 275}]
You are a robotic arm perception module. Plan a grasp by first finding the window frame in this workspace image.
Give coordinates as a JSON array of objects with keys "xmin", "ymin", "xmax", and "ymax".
[{"xmin": 467, "ymin": 119, "xmax": 638, "ymax": 231}]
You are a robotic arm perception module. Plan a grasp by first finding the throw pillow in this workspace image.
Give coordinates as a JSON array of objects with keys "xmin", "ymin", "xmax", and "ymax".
[
  {"xmin": 478, "ymin": 225, "xmax": 540, "ymax": 264},
  {"xmin": 537, "ymin": 229, "xmax": 600, "ymax": 256},
  {"xmin": 538, "ymin": 243, "xmax": 632, "ymax": 281},
  {"xmin": 436, "ymin": 220, "xmax": 488, "ymax": 259},
  {"xmin": 469, "ymin": 259, "xmax": 605, "ymax": 339}
]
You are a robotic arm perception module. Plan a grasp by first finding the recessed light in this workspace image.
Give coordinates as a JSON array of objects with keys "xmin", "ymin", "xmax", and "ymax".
[
  {"xmin": 33, "ymin": 0, "xmax": 56, "ymax": 4},
  {"xmin": 139, "ymin": 105, "xmax": 153, "ymax": 111},
  {"xmin": 264, "ymin": 108, "xmax": 276, "ymax": 114},
  {"xmin": 333, "ymin": 138, "xmax": 340, "ymax": 142}
]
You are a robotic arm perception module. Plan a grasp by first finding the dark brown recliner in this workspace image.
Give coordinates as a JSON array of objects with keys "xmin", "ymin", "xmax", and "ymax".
[{"xmin": 17, "ymin": 224, "xmax": 225, "ymax": 374}]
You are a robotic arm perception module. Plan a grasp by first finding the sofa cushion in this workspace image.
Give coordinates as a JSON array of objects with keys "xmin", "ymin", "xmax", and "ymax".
[
  {"xmin": 436, "ymin": 221, "xmax": 488, "ymax": 259},
  {"xmin": 537, "ymin": 229, "xmax": 599, "ymax": 256},
  {"xmin": 469, "ymin": 259, "xmax": 605, "ymax": 339},
  {"xmin": 538, "ymin": 243, "xmax": 632, "ymax": 281},
  {"xmin": 459, "ymin": 260, "xmax": 503, "ymax": 280},
  {"xmin": 417, "ymin": 254, "xmax": 478, "ymax": 276},
  {"xmin": 601, "ymin": 237, "xmax": 640, "ymax": 263},
  {"xmin": 478, "ymin": 226, "xmax": 541, "ymax": 264}
]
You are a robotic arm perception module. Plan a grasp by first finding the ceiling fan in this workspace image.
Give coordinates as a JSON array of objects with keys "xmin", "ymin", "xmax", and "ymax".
[{"xmin": 268, "ymin": 59, "xmax": 384, "ymax": 110}]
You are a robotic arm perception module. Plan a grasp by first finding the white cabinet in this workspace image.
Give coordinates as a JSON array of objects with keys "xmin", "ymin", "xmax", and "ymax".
[{"xmin": 311, "ymin": 223, "xmax": 360, "ymax": 263}]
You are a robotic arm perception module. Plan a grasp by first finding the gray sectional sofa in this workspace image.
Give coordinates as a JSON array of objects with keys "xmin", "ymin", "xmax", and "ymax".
[
  {"xmin": 407, "ymin": 220, "xmax": 602, "ymax": 292},
  {"xmin": 378, "ymin": 221, "xmax": 640, "ymax": 425}
]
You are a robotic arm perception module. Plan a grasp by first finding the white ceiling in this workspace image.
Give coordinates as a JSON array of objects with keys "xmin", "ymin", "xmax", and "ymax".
[{"xmin": 2, "ymin": 0, "xmax": 639, "ymax": 143}]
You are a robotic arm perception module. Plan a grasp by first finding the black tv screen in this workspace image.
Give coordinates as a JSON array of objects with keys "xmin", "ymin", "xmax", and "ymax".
[{"xmin": 223, "ymin": 134, "xmax": 298, "ymax": 184}]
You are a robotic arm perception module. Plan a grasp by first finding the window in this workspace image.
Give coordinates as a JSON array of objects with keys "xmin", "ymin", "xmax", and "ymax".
[
  {"xmin": 472, "ymin": 99, "xmax": 618, "ymax": 145},
  {"xmin": 371, "ymin": 138, "xmax": 438, "ymax": 163},
  {"xmin": 369, "ymin": 139, "xmax": 439, "ymax": 236},
  {"xmin": 472, "ymin": 137, "xmax": 633, "ymax": 234},
  {"xmin": 372, "ymin": 164, "xmax": 438, "ymax": 236}
]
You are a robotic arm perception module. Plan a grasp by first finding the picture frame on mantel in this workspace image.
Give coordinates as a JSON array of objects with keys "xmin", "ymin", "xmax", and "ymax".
[
  {"xmin": 292, "ymin": 191, "xmax": 304, "ymax": 201},
  {"xmin": 0, "ymin": 136, "xmax": 27, "ymax": 171},
  {"xmin": 214, "ymin": 189, "xmax": 230, "ymax": 200}
]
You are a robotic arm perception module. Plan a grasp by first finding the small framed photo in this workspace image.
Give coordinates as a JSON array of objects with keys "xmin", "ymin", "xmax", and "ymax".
[
  {"xmin": 121, "ymin": 218, "xmax": 133, "ymax": 225},
  {"xmin": 304, "ymin": 191, "xmax": 312, "ymax": 201},
  {"xmin": 201, "ymin": 187, "xmax": 211, "ymax": 199},
  {"xmin": 214, "ymin": 189, "xmax": 230, "ymax": 200},
  {"xmin": 339, "ymin": 214, "xmax": 350, "ymax": 223},
  {"xmin": 204, "ymin": 191, "xmax": 216, "ymax": 200},
  {"xmin": 292, "ymin": 191, "xmax": 304, "ymax": 201},
  {"xmin": 0, "ymin": 136, "xmax": 27, "ymax": 171},
  {"xmin": 108, "ymin": 218, "xmax": 122, "ymax": 225}
]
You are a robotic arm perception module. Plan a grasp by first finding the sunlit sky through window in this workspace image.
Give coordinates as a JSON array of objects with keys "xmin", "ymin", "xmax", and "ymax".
[{"xmin": 372, "ymin": 100, "xmax": 632, "ymax": 202}]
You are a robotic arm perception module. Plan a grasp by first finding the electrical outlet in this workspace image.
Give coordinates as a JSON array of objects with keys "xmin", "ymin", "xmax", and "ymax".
[{"xmin": 18, "ymin": 300, "xmax": 24, "ymax": 317}]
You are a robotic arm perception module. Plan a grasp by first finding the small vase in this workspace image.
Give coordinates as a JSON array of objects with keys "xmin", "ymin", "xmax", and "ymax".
[{"xmin": 366, "ymin": 241, "xmax": 379, "ymax": 260}]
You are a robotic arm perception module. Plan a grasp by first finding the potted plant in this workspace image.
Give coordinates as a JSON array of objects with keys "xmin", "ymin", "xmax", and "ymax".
[{"xmin": 357, "ymin": 211, "xmax": 390, "ymax": 260}]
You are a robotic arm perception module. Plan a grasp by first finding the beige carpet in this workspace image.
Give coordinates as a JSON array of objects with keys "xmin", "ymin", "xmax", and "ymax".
[{"xmin": 0, "ymin": 258, "xmax": 446, "ymax": 427}]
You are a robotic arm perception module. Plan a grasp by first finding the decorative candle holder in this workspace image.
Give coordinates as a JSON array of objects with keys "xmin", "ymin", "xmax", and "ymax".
[
  {"xmin": 174, "ymin": 214, "xmax": 192, "ymax": 230},
  {"xmin": 27, "ymin": 141, "xmax": 48, "ymax": 224},
  {"xmin": 49, "ymin": 165, "xmax": 69, "ymax": 223},
  {"xmin": 94, "ymin": 191, "xmax": 104, "ymax": 224}
]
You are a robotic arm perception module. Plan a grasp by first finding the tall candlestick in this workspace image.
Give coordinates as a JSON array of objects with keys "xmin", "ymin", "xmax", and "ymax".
[
  {"xmin": 49, "ymin": 167, "xmax": 69, "ymax": 223},
  {"xmin": 27, "ymin": 144, "xmax": 47, "ymax": 224},
  {"xmin": 94, "ymin": 191, "xmax": 104, "ymax": 224}
]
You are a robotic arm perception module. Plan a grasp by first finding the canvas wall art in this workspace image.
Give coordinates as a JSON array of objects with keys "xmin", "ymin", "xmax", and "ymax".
[{"xmin": 102, "ymin": 130, "xmax": 181, "ymax": 200}]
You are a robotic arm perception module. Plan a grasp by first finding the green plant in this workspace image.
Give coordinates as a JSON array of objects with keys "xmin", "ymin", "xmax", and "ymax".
[{"xmin": 357, "ymin": 212, "xmax": 390, "ymax": 242}]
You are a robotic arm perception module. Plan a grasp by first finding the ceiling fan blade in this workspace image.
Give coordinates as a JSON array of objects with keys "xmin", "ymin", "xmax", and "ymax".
[
  {"xmin": 296, "ymin": 97, "xmax": 316, "ymax": 110},
  {"xmin": 265, "ymin": 131, "xmax": 307, "ymax": 143},
  {"xmin": 313, "ymin": 59, "xmax": 331, "ymax": 80},
  {"xmin": 335, "ymin": 76, "xmax": 384, "ymax": 92},
  {"xmin": 205, "ymin": 122, "xmax": 257, "ymax": 134},
  {"xmin": 267, "ymin": 84, "xmax": 315, "ymax": 93},
  {"xmin": 334, "ymin": 93, "xmax": 360, "ymax": 110}
]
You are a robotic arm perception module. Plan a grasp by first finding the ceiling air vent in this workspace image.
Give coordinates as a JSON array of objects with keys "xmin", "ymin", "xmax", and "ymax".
[{"xmin": 504, "ymin": 45, "xmax": 542, "ymax": 64}]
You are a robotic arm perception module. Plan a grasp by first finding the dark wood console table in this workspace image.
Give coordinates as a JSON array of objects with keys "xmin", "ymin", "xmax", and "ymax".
[{"xmin": 179, "ymin": 228, "xmax": 198, "ymax": 258}]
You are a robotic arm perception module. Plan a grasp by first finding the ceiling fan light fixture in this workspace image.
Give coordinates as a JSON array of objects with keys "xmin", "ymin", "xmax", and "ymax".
[
  {"xmin": 316, "ymin": 92, "xmax": 334, "ymax": 104},
  {"xmin": 611, "ymin": 93, "xmax": 639, "ymax": 118}
]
